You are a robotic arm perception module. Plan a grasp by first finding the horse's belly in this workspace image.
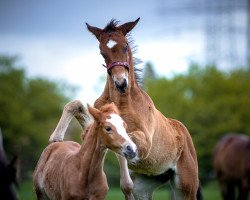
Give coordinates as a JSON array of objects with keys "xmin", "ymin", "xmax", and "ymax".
[{"xmin": 129, "ymin": 159, "xmax": 176, "ymax": 176}]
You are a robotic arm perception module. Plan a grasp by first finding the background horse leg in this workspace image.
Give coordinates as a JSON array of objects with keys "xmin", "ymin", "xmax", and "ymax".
[
  {"xmin": 117, "ymin": 155, "xmax": 134, "ymax": 200},
  {"xmin": 238, "ymin": 178, "xmax": 249, "ymax": 200},
  {"xmin": 131, "ymin": 172, "xmax": 166, "ymax": 200},
  {"xmin": 218, "ymin": 179, "xmax": 235, "ymax": 200}
]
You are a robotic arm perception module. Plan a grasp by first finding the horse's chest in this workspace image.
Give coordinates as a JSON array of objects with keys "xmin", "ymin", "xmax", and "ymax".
[{"xmin": 129, "ymin": 137, "xmax": 180, "ymax": 175}]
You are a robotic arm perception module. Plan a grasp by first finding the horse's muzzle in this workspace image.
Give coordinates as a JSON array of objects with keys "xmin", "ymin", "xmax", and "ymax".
[
  {"xmin": 115, "ymin": 78, "xmax": 127, "ymax": 93},
  {"xmin": 123, "ymin": 144, "xmax": 137, "ymax": 160}
]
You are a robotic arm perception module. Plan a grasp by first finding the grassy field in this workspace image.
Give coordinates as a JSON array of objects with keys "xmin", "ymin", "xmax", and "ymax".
[{"xmin": 17, "ymin": 179, "xmax": 223, "ymax": 200}]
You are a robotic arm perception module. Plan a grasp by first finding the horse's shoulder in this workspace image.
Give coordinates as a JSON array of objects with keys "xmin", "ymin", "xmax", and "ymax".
[{"xmin": 165, "ymin": 118, "xmax": 189, "ymax": 136}]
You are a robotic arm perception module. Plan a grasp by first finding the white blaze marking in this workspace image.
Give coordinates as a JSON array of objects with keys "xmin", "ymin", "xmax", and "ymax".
[
  {"xmin": 107, "ymin": 114, "xmax": 137, "ymax": 151},
  {"xmin": 107, "ymin": 39, "xmax": 117, "ymax": 48}
]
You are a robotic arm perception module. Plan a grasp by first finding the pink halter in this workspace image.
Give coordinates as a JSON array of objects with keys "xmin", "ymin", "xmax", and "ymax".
[{"xmin": 104, "ymin": 61, "xmax": 130, "ymax": 71}]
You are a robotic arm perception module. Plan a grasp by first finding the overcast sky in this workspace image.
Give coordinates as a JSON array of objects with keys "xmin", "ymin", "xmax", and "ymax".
[{"xmin": 0, "ymin": 0, "xmax": 206, "ymax": 104}]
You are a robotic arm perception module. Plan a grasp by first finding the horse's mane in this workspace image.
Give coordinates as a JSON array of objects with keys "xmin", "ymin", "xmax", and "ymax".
[
  {"xmin": 104, "ymin": 19, "xmax": 143, "ymax": 87},
  {"xmin": 104, "ymin": 19, "xmax": 119, "ymax": 33}
]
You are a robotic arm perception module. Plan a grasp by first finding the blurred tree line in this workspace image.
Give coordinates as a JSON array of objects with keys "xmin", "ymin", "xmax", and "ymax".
[
  {"xmin": 0, "ymin": 55, "xmax": 78, "ymax": 179},
  {"xmin": 1, "ymin": 54, "xmax": 250, "ymax": 187},
  {"xmin": 144, "ymin": 62, "xmax": 250, "ymax": 183}
]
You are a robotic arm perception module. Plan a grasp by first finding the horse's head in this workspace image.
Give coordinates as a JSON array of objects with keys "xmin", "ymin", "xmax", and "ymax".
[
  {"xmin": 86, "ymin": 18, "xmax": 140, "ymax": 93},
  {"xmin": 87, "ymin": 103, "xmax": 138, "ymax": 160}
]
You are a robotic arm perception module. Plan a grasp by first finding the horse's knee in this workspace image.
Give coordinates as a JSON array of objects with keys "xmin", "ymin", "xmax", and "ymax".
[{"xmin": 120, "ymin": 178, "xmax": 133, "ymax": 194}]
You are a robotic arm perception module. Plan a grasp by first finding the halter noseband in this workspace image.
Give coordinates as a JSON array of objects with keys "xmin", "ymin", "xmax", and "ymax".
[{"xmin": 103, "ymin": 61, "xmax": 130, "ymax": 71}]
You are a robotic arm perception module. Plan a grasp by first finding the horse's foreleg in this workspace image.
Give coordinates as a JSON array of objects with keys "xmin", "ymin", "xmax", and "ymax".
[
  {"xmin": 174, "ymin": 151, "xmax": 199, "ymax": 200},
  {"xmin": 49, "ymin": 100, "xmax": 88, "ymax": 142},
  {"xmin": 117, "ymin": 154, "xmax": 135, "ymax": 200}
]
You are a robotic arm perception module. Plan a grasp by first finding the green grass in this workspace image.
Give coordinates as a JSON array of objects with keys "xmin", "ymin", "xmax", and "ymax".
[{"xmin": 18, "ymin": 179, "xmax": 222, "ymax": 200}]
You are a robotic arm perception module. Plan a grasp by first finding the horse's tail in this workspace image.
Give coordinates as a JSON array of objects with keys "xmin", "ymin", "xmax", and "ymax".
[
  {"xmin": 196, "ymin": 179, "xmax": 203, "ymax": 200},
  {"xmin": 49, "ymin": 100, "xmax": 92, "ymax": 143}
]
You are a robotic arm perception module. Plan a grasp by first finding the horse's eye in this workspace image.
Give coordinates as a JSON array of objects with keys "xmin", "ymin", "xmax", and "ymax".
[
  {"xmin": 104, "ymin": 126, "xmax": 112, "ymax": 132},
  {"xmin": 123, "ymin": 44, "xmax": 128, "ymax": 53}
]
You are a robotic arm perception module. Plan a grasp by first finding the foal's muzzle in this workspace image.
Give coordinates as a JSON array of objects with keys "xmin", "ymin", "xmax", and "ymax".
[
  {"xmin": 115, "ymin": 78, "xmax": 127, "ymax": 93},
  {"xmin": 123, "ymin": 143, "xmax": 137, "ymax": 160}
]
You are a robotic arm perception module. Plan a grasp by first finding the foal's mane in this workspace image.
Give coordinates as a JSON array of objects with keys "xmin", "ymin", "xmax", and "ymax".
[
  {"xmin": 81, "ymin": 103, "xmax": 118, "ymax": 141},
  {"xmin": 99, "ymin": 103, "xmax": 119, "ymax": 115},
  {"xmin": 104, "ymin": 19, "xmax": 143, "ymax": 87}
]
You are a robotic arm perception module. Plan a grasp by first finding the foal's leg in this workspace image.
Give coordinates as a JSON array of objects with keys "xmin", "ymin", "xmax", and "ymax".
[{"xmin": 117, "ymin": 155, "xmax": 135, "ymax": 200}]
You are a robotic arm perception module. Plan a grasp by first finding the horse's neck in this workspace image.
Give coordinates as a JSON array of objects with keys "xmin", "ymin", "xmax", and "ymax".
[{"xmin": 77, "ymin": 124, "xmax": 107, "ymax": 182}]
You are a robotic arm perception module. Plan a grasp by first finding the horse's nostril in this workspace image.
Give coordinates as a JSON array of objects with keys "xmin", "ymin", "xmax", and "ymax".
[
  {"xmin": 115, "ymin": 79, "xmax": 127, "ymax": 93},
  {"xmin": 126, "ymin": 145, "xmax": 132, "ymax": 152}
]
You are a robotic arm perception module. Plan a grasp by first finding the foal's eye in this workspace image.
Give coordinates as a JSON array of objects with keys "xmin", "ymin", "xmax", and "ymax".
[{"xmin": 104, "ymin": 126, "xmax": 112, "ymax": 132}]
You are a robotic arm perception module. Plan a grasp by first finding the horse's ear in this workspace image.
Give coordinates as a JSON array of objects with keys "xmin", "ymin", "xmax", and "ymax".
[
  {"xmin": 87, "ymin": 104, "xmax": 101, "ymax": 121},
  {"xmin": 118, "ymin": 17, "xmax": 140, "ymax": 35},
  {"xmin": 86, "ymin": 23, "xmax": 102, "ymax": 40}
]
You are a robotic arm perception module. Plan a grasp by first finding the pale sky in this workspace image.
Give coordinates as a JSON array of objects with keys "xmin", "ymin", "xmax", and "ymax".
[{"xmin": 0, "ymin": 0, "xmax": 206, "ymax": 104}]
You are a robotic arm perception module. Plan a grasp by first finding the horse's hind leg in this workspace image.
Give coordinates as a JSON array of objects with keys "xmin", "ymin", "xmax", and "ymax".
[{"xmin": 131, "ymin": 172, "xmax": 163, "ymax": 200}]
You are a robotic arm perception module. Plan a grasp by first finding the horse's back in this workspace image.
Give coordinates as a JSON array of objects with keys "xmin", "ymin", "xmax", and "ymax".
[
  {"xmin": 33, "ymin": 141, "xmax": 81, "ymax": 199},
  {"xmin": 213, "ymin": 134, "xmax": 250, "ymax": 180}
]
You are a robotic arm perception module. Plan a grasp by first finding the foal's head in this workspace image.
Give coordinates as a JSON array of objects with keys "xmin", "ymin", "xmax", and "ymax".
[
  {"xmin": 86, "ymin": 18, "xmax": 140, "ymax": 93},
  {"xmin": 87, "ymin": 103, "xmax": 137, "ymax": 160}
]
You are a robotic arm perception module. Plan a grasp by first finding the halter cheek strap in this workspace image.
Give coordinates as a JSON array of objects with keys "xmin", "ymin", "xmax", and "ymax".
[{"xmin": 104, "ymin": 61, "xmax": 130, "ymax": 71}]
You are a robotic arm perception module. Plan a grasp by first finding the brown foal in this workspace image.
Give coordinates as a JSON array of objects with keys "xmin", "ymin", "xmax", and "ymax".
[
  {"xmin": 86, "ymin": 18, "xmax": 201, "ymax": 200},
  {"xmin": 33, "ymin": 101, "xmax": 138, "ymax": 200}
]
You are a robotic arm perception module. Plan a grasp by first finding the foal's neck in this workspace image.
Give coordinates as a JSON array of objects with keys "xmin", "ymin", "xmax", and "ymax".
[{"xmin": 78, "ymin": 123, "xmax": 107, "ymax": 180}]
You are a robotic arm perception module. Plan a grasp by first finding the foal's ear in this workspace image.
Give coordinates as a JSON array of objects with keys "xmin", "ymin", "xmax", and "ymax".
[
  {"xmin": 87, "ymin": 104, "xmax": 101, "ymax": 121},
  {"xmin": 118, "ymin": 17, "xmax": 140, "ymax": 36},
  {"xmin": 86, "ymin": 23, "xmax": 102, "ymax": 40}
]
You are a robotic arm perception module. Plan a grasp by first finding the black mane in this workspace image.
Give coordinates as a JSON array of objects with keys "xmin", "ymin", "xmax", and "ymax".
[{"xmin": 104, "ymin": 19, "xmax": 119, "ymax": 33}]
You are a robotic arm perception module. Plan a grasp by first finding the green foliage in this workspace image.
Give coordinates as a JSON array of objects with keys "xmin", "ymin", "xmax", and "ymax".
[
  {"xmin": 0, "ymin": 55, "xmax": 75, "ymax": 178},
  {"xmin": 146, "ymin": 64, "xmax": 250, "ymax": 182}
]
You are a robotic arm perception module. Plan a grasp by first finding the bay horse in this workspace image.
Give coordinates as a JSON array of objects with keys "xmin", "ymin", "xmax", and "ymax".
[
  {"xmin": 0, "ymin": 128, "xmax": 19, "ymax": 200},
  {"xmin": 33, "ymin": 100, "xmax": 138, "ymax": 200},
  {"xmin": 86, "ymin": 18, "xmax": 201, "ymax": 200},
  {"xmin": 213, "ymin": 134, "xmax": 250, "ymax": 200}
]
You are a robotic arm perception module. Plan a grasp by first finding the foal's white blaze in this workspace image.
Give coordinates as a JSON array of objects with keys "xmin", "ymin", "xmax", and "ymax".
[
  {"xmin": 107, "ymin": 39, "xmax": 117, "ymax": 48},
  {"xmin": 107, "ymin": 114, "xmax": 136, "ymax": 152}
]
